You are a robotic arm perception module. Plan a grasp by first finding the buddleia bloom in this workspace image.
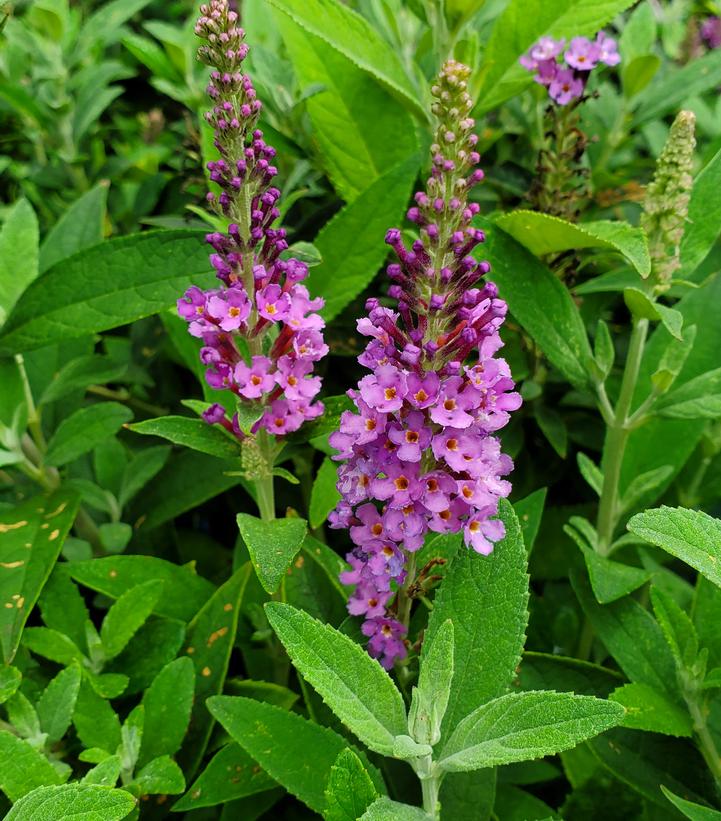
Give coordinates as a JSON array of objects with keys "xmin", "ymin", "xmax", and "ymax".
[
  {"xmin": 641, "ymin": 110, "xmax": 696, "ymax": 293},
  {"xmin": 329, "ymin": 61, "xmax": 521, "ymax": 668},
  {"xmin": 177, "ymin": 1, "xmax": 327, "ymax": 440}
]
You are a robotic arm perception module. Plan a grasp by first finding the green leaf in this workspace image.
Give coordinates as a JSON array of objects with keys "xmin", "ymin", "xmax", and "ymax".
[
  {"xmin": 495, "ymin": 212, "xmax": 650, "ymax": 278},
  {"xmin": 324, "ymin": 748, "xmax": 380, "ymax": 821},
  {"xmin": 654, "ymin": 368, "xmax": 721, "ymax": 420},
  {"xmin": 577, "ymin": 453, "xmax": 603, "ymax": 496},
  {"xmin": 622, "ymin": 55, "xmax": 661, "ymax": 98},
  {"xmin": 0, "ymin": 489, "xmax": 80, "ymax": 663},
  {"xmin": 23, "ymin": 627, "xmax": 84, "ymax": 666},
  {"xmin": 580, "ymin": 546, "xmax": 652, "ymax": 604},
  {"xmin": 438, "ymin": 691, "xmax": 623, "ymax": 772},
  {"xmin": 265, "ymin": 0, "xmax": 422, "ymax": 118},
  {"xmin": 0, "ymin": 230, "xmax": 212, "ymax": 355},
  {"xmin": 7, "ymin": 690, "xmax": 42, "ymax": 742},
  {"xmin": 237, "ymin": 514, "xmax": 308, "ymax": 594},
  {"xmin": 129, "ymin": 416, "xmax": 240, "ymax": 459},
  {"xmin": 82, "ymin": 756, "xmax": 122, "ymax": 787},
  {"xmin": 276, "ymin": 15, "xmax": 417, "ymax": 202},
  {"xmin": 360, "ymin": 797, "xmax": 430, "ymax": 820},
  {"xmin": 0, "ymin": 199, "xmax": 39, "ymax": 328},
  {"xmin": 478, "ymin": 219, "xmax": 593, "ymax": 389},
  {"xmin": 307, "ymin": 155, "xmax": 419, "ymax": 322},
  {"xmin": 100, "ymin": 579, "xmax": 164, "ymax": 660},
  {"xmin": 118, "ymin": 445, "xmax": 171, "ymax": 509},
  {"xmin": 45, "ymin": 403, "xmax": 133, "ymax": 467},
  {"xmin": 107, "ymin": 617, "xmax": 185, "ymax": 695},
  {"xmin": 309, "ymin": 457, "xmax": 340, "ymax": 530},
  {"xmin": 425, "ymin": 499, "xmax": 528, "ymax": 741},
  {"xmin": 475, "ymin": 0, "xmax": 635, "ymax": 114},
  {"xmin": 662, "ymin": 786, "xmax": 721, "ymax": 820},
  {"xmin": 39, "ymin": 185, "xmax": 108, "ymax": 274},
  {"xmin": 4, "ymin": 784, "xmax": 136, "ymax": 821},
  {"xmin": 619, "ymin": 466, "xmax": 674, "ymax": 515},
  {"xmin": 610, "ymin": 683, "xmax": 693, "ymax": 737},
  {"xmin": 681, "ymin": 147, "xmax": 721, "ymax": 278},
  {"xmin": 39, "ymin": 355, "xmax": 125, "ymax": 405},
  {"xmin": 138, "ymin": 657, "xmax": 194, "ymax": 767},
  {"xmin": 208, "ymin": 695, "xmax": 363, "ymax": 814},
  {"xmin": 493, "ymin": 783, "xmax": 560, "ymax": 821},
  {"xmin": 282, "ymin": 534, "xmax": 347, "ymax": 626},
  {"xmin": 513, "ymin": 488, "xmax": 547, "ymax": 553},
  {"xmin": 623, "ymin": 288, "xmax": 684, "ymax": 340},
  {"xmin": 0, "ymin": 665, "xmax": 21, "ymax": 704},
  {"xmin": 177, "ymin": 565, "xmax": 252, "ymax": 780},
  {"xmin": 519, "ymin": 652, "xmax": 623, "ymax": 697},
  {"xmin": 173, "ymin": 743, "xmax": 276, "ymax": 811},
  {"xmin": 68, "ymin": 555, "xmax": 214, "ymax": 622},
  {"xmin": 265, "ymin": 601, "xmax": 407, "ymax": 755},
  {"xmin": 73, "ymin": 678, "xmax": 121, "ymax": 753},
  {"xmin": 409, "ymin": 620, "xmax": 454, "ymax": 746},
  {"xmin": 628, "ymin": 506, "xmax": 721, "ymax": 589},
  {"xmin": 131, "ymin": 756, "xmax": 185, "ymax": 796},
  {"xmin": 651, "ymin": 586, "xmax": 699, "ymax": 669},
  {"xmin": 571, "ymin": 570, "xmax": 677, "ymax": 697},
  {"xmin": 535, "ymin": 404, "xmax": 568, "ymax": 458},
  {"xmin": 439, "ymin": 770, "xmax": 496, "ymax": 821},
  {"xmin": 0, "ymin": 730, "xmax": 63, "ymax": 801},
  {"xmin": 37, "ymin": 663, "xmax": 82, "ymax": 744},
  {"xmin": 651, "ymin": 325, "xmax": 696, "ymax": 395}
]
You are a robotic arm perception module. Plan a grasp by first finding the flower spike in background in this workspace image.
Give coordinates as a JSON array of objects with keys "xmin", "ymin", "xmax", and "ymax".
[
  {"xmin": 177, "ymin": 1, "xmax": 327, "ymax": 447},
  {"xmin": 329, "ymin": 60, "xmax": 521, "ymax": 668}
]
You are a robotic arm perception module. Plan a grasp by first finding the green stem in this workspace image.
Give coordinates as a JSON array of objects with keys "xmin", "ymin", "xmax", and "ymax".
[
  {"xmin": 415, "ymin": 755, "xmax": 441, "ymax": 819},
  {"xmin": 397, "ymin": 552, "xmax": 418, "ymax": 631},
  {"xmin": 595, "ymin": 318, "xmax": 648, "ymax": 557},
  {"xmin": 15, "ymin": 354, "xmax": 46, "ymax": 453},
  {"xmin": 255, "ymin": 473, "xmax": 275, "ymax": 522},
  {"xmin": 688, "ymin": 697, "xmax": 721, "ymax": 792}
]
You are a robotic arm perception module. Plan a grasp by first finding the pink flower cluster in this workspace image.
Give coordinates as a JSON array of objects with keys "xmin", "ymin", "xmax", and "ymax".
[
  {"xmin": 178, "ymin": 0, "xmax": 326, "ymax": 438},
  {"xmin": 329, "ymin": 61, "xmax": 520, "ymax": 668},
  {"xmin": 520, "ymin": 33, "xmax": 620, "ymax": 105}
]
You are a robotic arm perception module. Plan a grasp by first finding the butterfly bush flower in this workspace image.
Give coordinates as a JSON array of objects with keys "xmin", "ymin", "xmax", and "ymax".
[
  {"xmin": 701, "ymin": 17, "xmax": 721, "ymax": 49},
  {"xmin": 520, "ymin": 31, "xmax": 620, "ymax": 105},
  {"xmin": 177, "ymin": 1, "xmax": 326, "ymax": 439},
  {"xmin": 329, "ymin": 61, "xmax": 520, "ymax": 668}
]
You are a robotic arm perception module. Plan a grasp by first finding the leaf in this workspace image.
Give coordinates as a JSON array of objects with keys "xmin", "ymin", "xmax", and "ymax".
[
  {"xmin": 208, "ymin": 695, "xmax": 361, "ymax": 814},
  {"xmin": 681, "ymin": 147, "xmax": 721, "ymax": 278},
  {"xmin": 177, "ymin": 564, "xmax": 251, "ymax": 780},
  {"xmin": 475, "ymin": 0, "xmax": 636, "ymax": 114},
  {"xmin": 39, "ymin": 185, "xmax": 108, "ymax": 274},
  {"xmin": 628, "ymin": 506, "xmax": 721, "ymax": 589},
  {"xmin": 360, "ymin": 797, "xmax": 431, "ymax": 820},
  {"xmin": 654, "ymin": 368, "xmax": 721, "ymax": 420},
  {"xmin": 307, "ymin": 155, "xmax": 420, "ymax": 322},
  {"xmin": 651, "ymin": 586, "xmax": 699, "ymax": 669},
  {"xmin": 594, "ymin": 319, "xmax": 615, "ymax": 379},
  {"xmin": 0, "ymin": 230, "xmax": 212, "ymax": 355},
  {"xmin": 0, "ymin": 199, "xmax": 39, "ymax": 328},
  {"xmin": 237, "ymin": 514, "xmax": 308, "ymax": 594},
  {"xmin": 518, "ymin": 652, "xmax": 623, "ymax": 697},
  {"xmin": 265, "ymin": 601, "xmax": 407, "ymax": 755},
  {"xmin": 0, "ymin": 665, "xmax": 21, "ymax": 704},
  {"xmin": 0, "ymin": 489, "xmax": 80, "ymax": 663},
  {"xmin": 309, "ymin": 457, "xmax": 341, "ymax": 530},
  {"xmin": 276, "ymin": 16, "xmax": 417, "ymax": 203},
  {"xmin": 610, "ymin": 683, "xmax": 693, "ymax": 737},
  {"xmin": 23, "ymin": 627, "xmax": 84, "ymax": 667},
  {"xmin": 0, "ymin": 730, "xmax": 63, "ymax": 801},
  {"xmin": 4, "ymin": 784, "xmax": 136, "ymax": 821},
  {"xmin": 580, "ymin": 546, "xmax": 652, "ymax": 605},
  {"xmin": 439, "ymin": 770, "xmax": 496, "ymax": 821},
  {"xmin": 622, "ymin": 55, "xmax": 661, "ymax": 98},
  {"xmin": 173, "ymin": 743, "xmax": 276, "ymax": 811},
  {"xmin": 132, "ymin": 756, "xmax": 185, "ymax": 796},
  {"xmin": 577, "ymin": 453, "xmax": 603, "ymax": 496},
  {"xmin": 37, "ymin": 663, "xmax": 82, "ymax": 744},
  {"xmin": 129, "ymin": 416, "xmax": 240, "ymax": 459},
  {"xmin": 619, "ymin": 466, "xmax": 674, "ymax": 515},
  {"xmin": 265, "ymin": 0, "xmax": 422, "ymax": 117},
  {"xmin": 118, "ymin": 445, "xmax": 171, "ymax": 509},
  {"xmin": 623, "ymin": 288, "xmax": 683, "ymax": 340},
  {"xmin": 513, "ymin": 488, "xmax": 547, "ymax": 553},
  {"xmin": 82, "ymin": 756, "xmax": 122, "ymax": 787},
  {"xmin": 45, "ymin": 403, "xmax": 133, "ymax": 467},
  {"xmin": 535, "ymin": 404, "xmax": 568, "ymax": 458},
  {"xmin": 68, "ymin": 555, "xmax": 214, "ymax": 622},
  {"xmin": 78, "ymin": 0, "xmax": 154, "ymax": 51},
  {"xmin": 571, "ymin": 569, "xmax": 677, "ymax": 697},
  {"xmin": 438, "ymin": 691, "xmax": 623, "ymax": 772},
  {"xmin": 495, "ymin": 212, "xmax": 650, "ymax": 278},
  {"xmin": 478, "ymin": 219, "xmax": 593, "ymax": 389},
  {"xmin": 324, "ymin": 748, "xmax": 380, "ymax": 821},
  {"xmin": 662, "ymin": 786, "xmax": 721, "ymax": 820},
  {"xmin": 409, "ymin": 620, "xmax": 454, "ymax": 746},
  {"xmin": 138, "ymin": 657, "xmax": 194, "ymax": 767},
  {"xmin": 107, "ymin": 617, "xmax": 185, "ymax": 695},
  {"xmin": 73, "ymin": 678, "xmax": 121, "ymax": 753},
  {"xmin": 39, "ymin": 355, "xmax": 125, "ymax": 405},
  {"xmin": 100, "ymin": 579, "xmax": 164, "ymax": 660},
  {"xmin": 282, "ymin": 534, "xmax": 347, "ymax": 625},
  {"xmin": 425, "ymin": 499, "xmax": 528, "ymax": 741}
]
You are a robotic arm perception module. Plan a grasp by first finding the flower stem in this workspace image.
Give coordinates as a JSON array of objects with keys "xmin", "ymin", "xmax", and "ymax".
[
  {"xmin": 688, "ymin": 696, "xmax": 721, "ymax": 793},
  {"xmin": 415, "ymin": 755, "xmax": 441, "ymax": 819},
  {"xmin": 595, "ymin": 318, "xmax": 648, "ymax": 556}
]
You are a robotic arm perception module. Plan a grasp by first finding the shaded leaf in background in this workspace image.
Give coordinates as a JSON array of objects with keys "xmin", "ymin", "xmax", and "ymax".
[
  {"xmin": 45, "ymin": 403, "xmax": 133, "ymax": 467},
  {"xmin": 0, "ymin": 198, "xmax": 39, "ymax": 327},
  {"xmin": 39, "ymin": 184, "xmax": 108, "ymax": 273}
]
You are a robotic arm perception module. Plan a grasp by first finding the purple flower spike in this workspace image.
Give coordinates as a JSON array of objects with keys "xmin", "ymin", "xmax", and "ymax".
[
  {"xmin": 178, "ymin": 0, "xmax": 326, "ymax": 440},
  {"xmin": 329, "ymin": 60, "xmax": 520, "ymax": 667}
]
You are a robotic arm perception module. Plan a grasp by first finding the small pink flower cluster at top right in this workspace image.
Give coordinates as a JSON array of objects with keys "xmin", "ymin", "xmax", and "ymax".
[{"xmin": 520, "ymin": 32, "xmax": 620, "ymax": 105}]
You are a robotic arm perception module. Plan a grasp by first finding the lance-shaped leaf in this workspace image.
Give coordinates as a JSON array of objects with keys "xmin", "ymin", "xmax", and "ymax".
[
  {"xmin": 36, "ymin": 663, "xmax": 82, "ymax": 744},
  {"xmin": 237, "ymin": 514, "xmax": 308, "ymax": 594},
  {"xmin": 0, "ymin": 230, "xmax": 212, "ymax": 354},
  {"xmin": 45, "ymin": 403, "xmax": 133, "ymax": 467},
  {"xmin": 265, "ymin": 602, "xmax": 407, "ymax": 755},
  {"xmin": 324, "ymin": 748, "xmax": 380, "ymax": 821},
  {"xmin": 409, "ymin": 619, "xmax": 454, "ymax": 746},
  {"xmin": 662, "ymin": 786, "xmax": 721, "ymax": 820},
  {"xmin": 138, "ymin": 657, "xmax": 194, "ymax": 767},
  {"xmin": 39, "ymin": 184, "xmax": 108, "ymax": 274},
  {"xmin": 654, "ymin": 368, "xmax": 721, "ymax": 420},
  {"xmin": 0, "ymin": 489, "xmax": 80, "ymax": 663},
  {"xmin": 610, "ymin": 682, "xmax": 692, "ymax": 737},
  {"xmin": 129, "ymin": 416, "xmax": 240, "ymax": 459},
  {"xmin": 438, "ymin": 691, "xmax": 624, "ymax": 772},
  {"xmin": 628, "ymin": 506, "xmax": 721, "ymax": 588},
  {"xmin": 0, "ymin": 199, "xmax": 39, "ymax": 328},
  {"xmin": 100, "ymin": 580, "xmax": 164, "ymax": 660},
  {"xmin": 4, "ymin": 784, "xmax": 136, "ymax": 821}
]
